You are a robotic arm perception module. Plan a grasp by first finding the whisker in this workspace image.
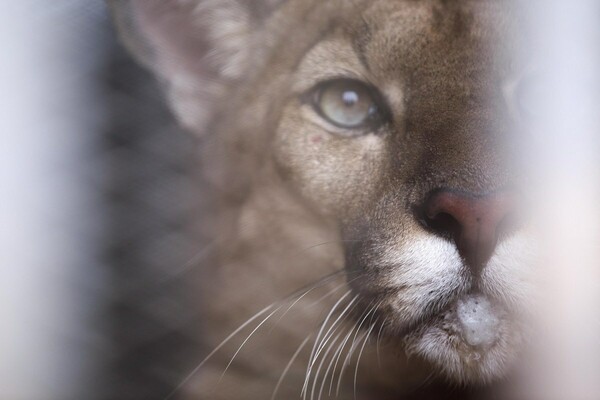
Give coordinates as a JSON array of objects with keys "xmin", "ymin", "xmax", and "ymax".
[
  {"xmin": 342, "ymin": 302, "xmax": 376, "ymax": 370},
  {"xmin": 165, "ymin": 240, "xmax": 216, "ymax": 281},
  {"xmin": 330, "ymin": 305, "xmax": 370, "ymax": 397},
  {"xmin": 307, "ymin": 273, "xmax": 362, "ymax": 309},
  {"xmin": 271, "ymin": 334, "xmax": 313, "ymax": 400},
  {"xmin": 309, "ymin": 295, "xmax": 358, "ymax": 373},
  {"xmin": 354, "ymin": 319, "xmax": 378, "ymax": 399},
  {"xmin": 376, "ymin": 316, "xmax": 388, "ymax": 368},
  {"xmin": 336, "ymin": 301, "xmax": 379, "ymax": 396},
  {"xmin": 168, "ymin": 218, "xmax": 361, "ymax": 283},
  {"xmin": 310, "ymin": 329, "xmax": 346, "ymax": 400},
  {"xmin": 163, "ymin": 304, "xmax": 274, "ymax": 400},
  {"xmin": 409, "ymin": 369, "xmax": 437, "ymax": 394},
  {"xmin": 217, "ymin": 306, "xmax": 283, "ymax": 384},
  {"xmin": 328, "ymin": 320, "xmax": 359, "ymax": 397},
  {"xmin": 317, "ymin": 322, "xmax": 355, "ymax": 400},
  {"xmin": 296, "ymin": 239, "xmax": 364, "ymax": 258},
  {"xmin": 337, "ymin": 331, "xmax": 369, "ymax": 397},
  {"xmin": 282, "ymin": 269, "xmax": 350, "ymax": 301},
  {"xmin": 164, "ymin": 268, "xmax": 348, "ymax": 400},
  {"xmin": 222, "ymin": 276, "xmax": 359, "ymax": 384},
  {"xmin": 302, "ymin": 290, "xmax": 352, "ymax": 398},
  {"xmin": 300, "ymin": 282, "xmax": 361, "ymax": 398},
  {"xmin": 310, "ymin": 294, "xmax": 362, "ymax": 400},
  {"xmin": 269, "ymin": 279, "xmax": 349, "ymax": 335}
]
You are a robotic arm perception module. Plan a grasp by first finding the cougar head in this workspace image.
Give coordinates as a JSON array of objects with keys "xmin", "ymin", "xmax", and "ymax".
[{"xmin": 111, "ymin": 0, "xmax": 536, "ymax": 386}]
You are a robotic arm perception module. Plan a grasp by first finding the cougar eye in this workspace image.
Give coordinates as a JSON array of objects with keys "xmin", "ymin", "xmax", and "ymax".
[{"xmin": 311, "ymin": 79, "xmax": 385, "ymax": 130}]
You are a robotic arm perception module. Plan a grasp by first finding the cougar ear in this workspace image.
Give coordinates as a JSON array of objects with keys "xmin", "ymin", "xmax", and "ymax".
[{"xmin": 108, "ymin": 0, "xmax": 265, "ymax": 133}]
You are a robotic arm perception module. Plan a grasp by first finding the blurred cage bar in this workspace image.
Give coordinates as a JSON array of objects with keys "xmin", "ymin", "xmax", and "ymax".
[
  {"xmin": 1, "ymin": 2, "xmax": 109, "ymax": 399},
  {"xmin": 1, "ymin": 1, "xmax": 599, "ymax": 400},
  {"xmin": 2, "ymin": 1, "xmax": 204, "ymax": 399},
  {"xmin": 517, "ymin": 0, "xmax": 600, "ymax": 399}
]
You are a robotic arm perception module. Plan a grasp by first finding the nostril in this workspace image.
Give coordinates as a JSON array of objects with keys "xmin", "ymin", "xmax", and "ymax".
[
  {"xmin": 422, "ymin": 211, "xmax": 461, "ymax": 241},
  {"xmin": 416, "ymin": 188, "xmax": 520, "ymax": 274}
]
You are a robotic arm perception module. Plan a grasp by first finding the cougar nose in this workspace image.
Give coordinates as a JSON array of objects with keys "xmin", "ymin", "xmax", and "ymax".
[{"xmin": 421, "ymin": 189, "xmax": 517, "ymax": 274}]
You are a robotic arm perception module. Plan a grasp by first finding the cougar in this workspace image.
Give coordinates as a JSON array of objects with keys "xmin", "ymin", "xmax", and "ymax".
[{"xmin": 110, "ymin": 1, "xmax": 537, "ymax": 398}]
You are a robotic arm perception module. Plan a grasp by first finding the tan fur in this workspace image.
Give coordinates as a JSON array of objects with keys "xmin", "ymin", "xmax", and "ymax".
[{"xmin": 110, "ymin": 1, "xmax": 536, "ymax": 398}]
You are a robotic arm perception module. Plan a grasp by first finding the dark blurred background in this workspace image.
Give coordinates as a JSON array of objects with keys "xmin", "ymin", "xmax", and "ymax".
[{"xmin": 102, "ymin": 19, "xmax": 203, "ymax": 400}]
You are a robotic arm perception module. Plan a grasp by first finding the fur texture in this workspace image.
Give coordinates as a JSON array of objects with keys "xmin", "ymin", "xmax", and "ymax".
[{"xmin": 110, "ymin": 1, "xmax": 537, "ymax": 398}]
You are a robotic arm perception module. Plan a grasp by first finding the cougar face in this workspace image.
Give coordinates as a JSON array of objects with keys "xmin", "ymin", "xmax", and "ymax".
[
  {"xmin": 112, "ymin": 0, "xmax": 537, "ymax": 397},
  {"xmin": 273, "ymin": 2, "xmax": 534, "ymax": 383}
]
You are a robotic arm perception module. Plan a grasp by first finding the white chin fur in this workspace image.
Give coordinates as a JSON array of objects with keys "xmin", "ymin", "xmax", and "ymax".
[
  {"xmin": 381, "ymin": 233, "xmax": 532, "ymax": 383},
  {"xmin": 403, "ymin": 306, "xmax": 521, "ymax": 384}
]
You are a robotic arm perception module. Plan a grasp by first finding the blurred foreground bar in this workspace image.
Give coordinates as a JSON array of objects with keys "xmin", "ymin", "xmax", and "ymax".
[
  {"xmin": 516, "ymin": 0, "xmax": 600, "ymax": 399},
  {"xmin": 0, "ymin": 2, "xmax": 108, "ymax": 399}
]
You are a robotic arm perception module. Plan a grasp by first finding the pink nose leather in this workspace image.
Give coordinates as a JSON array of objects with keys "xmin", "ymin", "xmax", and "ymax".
[{"xmin": 423, "ymin": 190, "xmax": 517, "ymax": 274}]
